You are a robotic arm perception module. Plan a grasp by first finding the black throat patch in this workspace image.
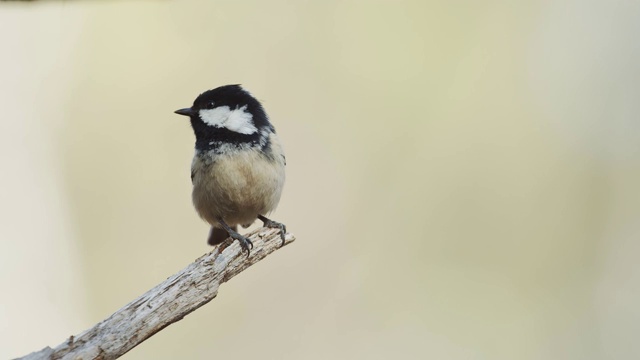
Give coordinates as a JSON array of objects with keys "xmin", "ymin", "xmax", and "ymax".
[{"xmin": 192, "ymin": 120, "xmax": 272, "ymax": 154}]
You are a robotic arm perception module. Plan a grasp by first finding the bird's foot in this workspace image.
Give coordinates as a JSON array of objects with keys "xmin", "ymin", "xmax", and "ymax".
[
  {"xmin": 228, "ymin": 230, "xmax": 253, "ymax": 257},
  {"xmin": 217, "ymin": 218, "xmax": 253, "ymax": 256},
  {"xmin": 258, "ymin": 215, "xmax": 287, "ymax": 246}
]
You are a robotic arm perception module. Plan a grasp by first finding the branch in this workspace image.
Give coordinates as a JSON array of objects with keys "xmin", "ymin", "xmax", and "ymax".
[{"xmin": 16, "ymin": 228, "xmax": 295, "ymax": 360}]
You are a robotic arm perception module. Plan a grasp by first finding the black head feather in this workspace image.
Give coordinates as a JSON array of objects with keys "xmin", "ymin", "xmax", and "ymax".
[{"xmin": 177, "ymin": 85, "xmax": 274, "ymax": 152}]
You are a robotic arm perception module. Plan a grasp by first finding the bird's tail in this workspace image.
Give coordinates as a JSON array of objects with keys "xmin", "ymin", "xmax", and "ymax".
[{"xmin": 207, "ymin": 226, "xmax": 235, "ymax": 246}]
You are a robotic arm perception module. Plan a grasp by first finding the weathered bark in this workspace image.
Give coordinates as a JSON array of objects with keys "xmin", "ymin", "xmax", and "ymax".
[{"xmin": 16, "ymin": 228, "xmax": 295, "ymax": 360}]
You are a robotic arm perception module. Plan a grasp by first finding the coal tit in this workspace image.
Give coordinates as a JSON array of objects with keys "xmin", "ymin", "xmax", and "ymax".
[{"xmin": 175, "ymin": 85, "xmax": 286, "ymax": 255}]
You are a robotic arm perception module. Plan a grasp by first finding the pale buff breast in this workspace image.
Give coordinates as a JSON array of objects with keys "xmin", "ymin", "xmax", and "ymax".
[{"xmin": 191, "ymin": 135, "xmax": 285, "ymax": 227}]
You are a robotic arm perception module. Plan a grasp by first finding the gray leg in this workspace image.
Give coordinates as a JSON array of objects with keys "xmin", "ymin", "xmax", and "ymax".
[
  {"xmin": 257, "ymin": 214, "xmax": 287, "ymax": 246},
  {"xmin": 218, "ymin": 218, "xmax": 253, "ymax": 256}
]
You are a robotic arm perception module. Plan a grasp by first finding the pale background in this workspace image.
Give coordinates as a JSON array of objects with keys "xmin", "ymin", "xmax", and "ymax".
[{"xmin": 1, "ymin": 1, "xmax": 639, "ymax": 359}]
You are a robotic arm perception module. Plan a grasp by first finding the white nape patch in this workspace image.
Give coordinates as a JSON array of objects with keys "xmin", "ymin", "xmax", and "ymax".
[{"xmin": 198, "ymin": 105, "xmax": 257, "ymax": 135}]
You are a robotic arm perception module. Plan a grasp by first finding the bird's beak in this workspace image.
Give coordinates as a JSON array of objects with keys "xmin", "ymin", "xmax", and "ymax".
[{"xmin": 174, "ymin": 108, "xmax": 195, "ymax": 117}]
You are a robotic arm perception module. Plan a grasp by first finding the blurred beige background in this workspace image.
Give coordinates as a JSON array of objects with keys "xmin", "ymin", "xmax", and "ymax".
[{"xmin": 1, "ymin": 0, "xmax": 639, "ymax": 359}]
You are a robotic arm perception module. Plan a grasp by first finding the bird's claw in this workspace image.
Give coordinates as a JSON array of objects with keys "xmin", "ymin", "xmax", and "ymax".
[
  {"xmin": 261, "ymin": 218, "xmax": 287, "ymax": 246},
  {"xmin": 230, "ymin": 232, "xmax": 253, "ymax": 257}
]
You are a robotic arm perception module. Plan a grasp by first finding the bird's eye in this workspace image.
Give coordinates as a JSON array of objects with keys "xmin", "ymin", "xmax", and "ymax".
[{"xmin": 206, "ymin": 102, "xmax": 215, "ymax": 109}]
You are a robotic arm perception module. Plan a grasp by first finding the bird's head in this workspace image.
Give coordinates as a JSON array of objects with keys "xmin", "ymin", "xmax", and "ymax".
[{"xmin": 175, "ymin": 85, "xmax": 273, "ymax": 151}]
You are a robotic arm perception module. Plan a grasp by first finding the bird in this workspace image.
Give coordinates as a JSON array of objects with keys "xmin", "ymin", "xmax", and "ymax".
[{"xmin": 174, "ymin": 84, "xmax": 286, "ymax": 255}]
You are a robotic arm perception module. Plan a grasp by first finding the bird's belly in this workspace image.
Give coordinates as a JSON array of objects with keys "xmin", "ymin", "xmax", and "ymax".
[{"xmin": 192, "ymin": 150, "xmax": 285, "ymax": 227}]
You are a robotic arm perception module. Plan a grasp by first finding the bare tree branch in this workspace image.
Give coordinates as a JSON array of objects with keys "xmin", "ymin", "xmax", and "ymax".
[{"xmin": 15, "ymin": 228, "xmax": 295, "ymax": 360}]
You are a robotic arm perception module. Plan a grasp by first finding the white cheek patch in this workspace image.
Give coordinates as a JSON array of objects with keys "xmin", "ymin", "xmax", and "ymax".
[
  {"xmin": 225, "ymin": 105, "xmax": 257, "ymax": 134},
  {"xmin": 198, "ymin": 105, "xmax": 257, "ymax": 135},
  {"xmin": 198, "ymin": 106, "xmax": 229, "ymax": 128}
]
